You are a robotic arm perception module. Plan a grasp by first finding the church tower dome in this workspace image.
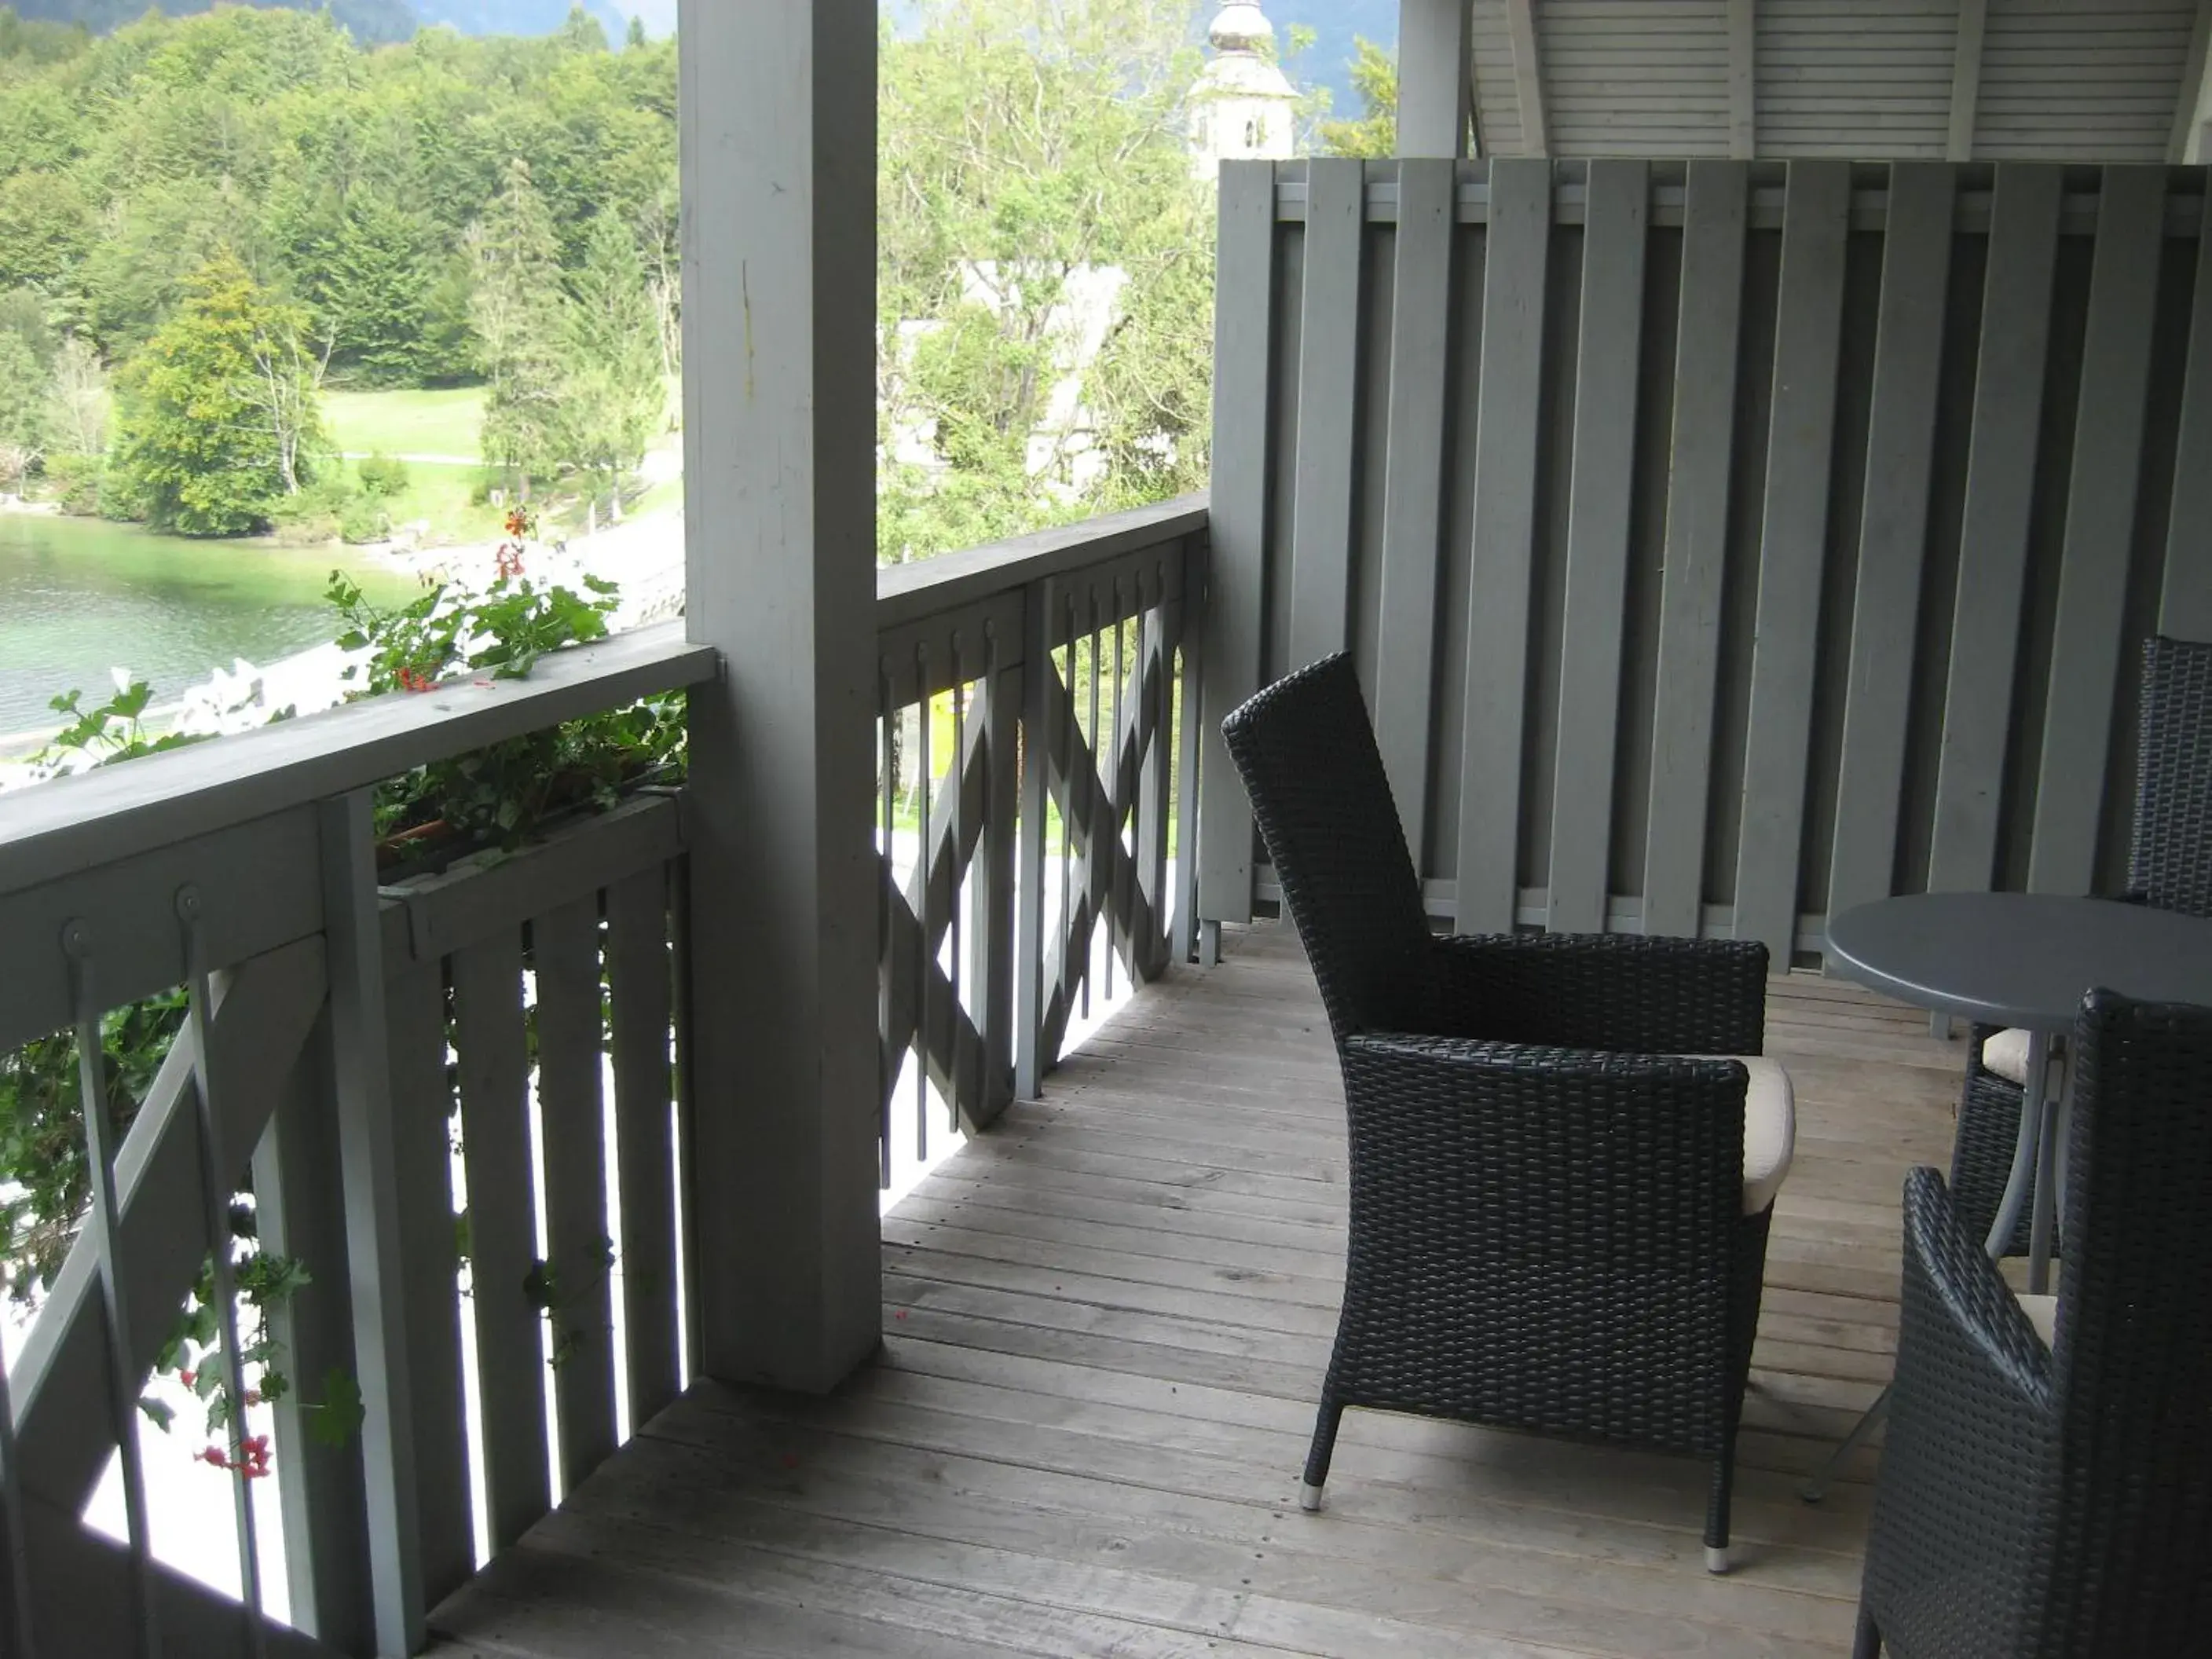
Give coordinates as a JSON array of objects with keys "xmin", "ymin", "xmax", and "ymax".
[{"xmin": 1190, "ymin": 0, "xmax": 1297, "ymax": 178}]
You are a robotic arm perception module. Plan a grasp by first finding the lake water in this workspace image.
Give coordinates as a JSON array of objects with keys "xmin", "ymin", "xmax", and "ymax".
[{"xmin": 0, "ymin": 513, "xmax": 403, "ymax": 745}]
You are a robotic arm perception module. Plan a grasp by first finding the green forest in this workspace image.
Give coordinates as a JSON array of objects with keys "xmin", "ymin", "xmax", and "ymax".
[
  {"xmin": 0, "ymin": 0, "xmax": 1251, "ymax": 558},
  {"xmin": 0, "ymin": 3, "xmax": 678, "ymax": 539}
]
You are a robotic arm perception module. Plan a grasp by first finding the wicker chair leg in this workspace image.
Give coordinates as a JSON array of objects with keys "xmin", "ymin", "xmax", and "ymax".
[
  {"xmin": 1704, "ymin": 1446, "xmax": 1736, "ymax": 1573},
  {"xmin": 1851, "ymin": 1606, "xmax": 1881, "ymax": 1658},
  {"xmin": 1299, "ymin": 1397, "xmax": 1343, "ymax": 1512}
]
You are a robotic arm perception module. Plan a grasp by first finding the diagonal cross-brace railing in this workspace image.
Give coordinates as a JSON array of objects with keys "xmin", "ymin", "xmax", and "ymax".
[{"xmin": 872, "ymin": 497, "xmax": 1207, "ymax": 1170}]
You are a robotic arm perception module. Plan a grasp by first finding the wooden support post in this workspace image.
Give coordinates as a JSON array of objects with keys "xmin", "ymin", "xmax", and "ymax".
[
  {"xmin": 1505, "ymin": 0, "xmax": 1548, "ymax": 156},
  {"xmin": 1727, "ymin": 0, "xmax": 1756, "ymax": 159},
  {"xmin": 1946, "ymin": 0, "xmax": 1987, "ymax": 161},
  {"xmin": 678, "ymin": 0, "xmax": 881, "ymax": 1391},
  {"xmin": 1398, "ymin": 0, "xmax": 1473, "ymax": 158}
]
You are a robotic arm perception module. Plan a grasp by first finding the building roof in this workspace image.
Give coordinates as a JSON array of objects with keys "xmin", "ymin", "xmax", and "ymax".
[{"xmin": 1468, "ymin": 0, "xmax": 2211, "ymax": 162}]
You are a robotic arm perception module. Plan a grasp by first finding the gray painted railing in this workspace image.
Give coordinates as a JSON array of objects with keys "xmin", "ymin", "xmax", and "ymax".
[
  {"xmin": 873, "ymin": 496, "xmax": 1210, "ymax": 1148},
  {"xmin": 1199, "ymin": 156, "xmax": 2212, "ymax": 967},
  {"xmin": 0, "ymin": 626, "xmax": 713, "ymax": 1658},
  {"xmin": 0, "ymin": 502, "xmax": 1210, "ymax": 1657}
]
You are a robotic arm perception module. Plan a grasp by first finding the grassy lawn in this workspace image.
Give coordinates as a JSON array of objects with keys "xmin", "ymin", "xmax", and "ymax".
[
  {"xmin": 364, "ymin": 460, "xmax": 507, "ymax": 546},
  {"xmin": 324, "ymin": 386, "xmax": 488, "ymax": 460}
]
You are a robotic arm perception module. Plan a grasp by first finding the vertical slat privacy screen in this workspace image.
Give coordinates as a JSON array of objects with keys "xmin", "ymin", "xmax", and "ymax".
[{"xmin": 1199, "ymin": 156, "xmax": 2212, "ymax": 967}]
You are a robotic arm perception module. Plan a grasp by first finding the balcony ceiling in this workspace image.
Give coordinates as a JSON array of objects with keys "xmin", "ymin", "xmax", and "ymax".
[{"xmin": 1470, "ymin": 0, "xmax": 2211, "ymax": 163}]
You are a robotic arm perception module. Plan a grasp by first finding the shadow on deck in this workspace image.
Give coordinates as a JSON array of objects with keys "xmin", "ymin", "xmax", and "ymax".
[{"xmin": 429, "ymin": 922, "xmax": 1963, "ymax": 1658}]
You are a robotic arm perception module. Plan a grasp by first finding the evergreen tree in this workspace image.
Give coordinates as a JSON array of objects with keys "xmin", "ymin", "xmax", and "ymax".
[
  {"xmin": 114, "ymin": 251, "xmax": 324, "ymax": 535},
  {"xmin": 471, "ymin": 157, "xmax": 566, "ymax": 497},
  {"xmin": 558, "ymin": 210, "xmax": 663, "ymax": 515}
]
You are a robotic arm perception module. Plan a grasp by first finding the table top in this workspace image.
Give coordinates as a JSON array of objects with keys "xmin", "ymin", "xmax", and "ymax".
[{"xmin": 1825, "ymin": 892, "xmax": 2212, "ymax": 1030}]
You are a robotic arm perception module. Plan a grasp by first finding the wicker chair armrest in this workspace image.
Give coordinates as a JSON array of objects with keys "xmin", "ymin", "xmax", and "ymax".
[
  {"xmin": 1862, "ymin": 1168, "xmax": 2056, "ymax": 1657},
  {"xmin": 1425, "ymin": 932, "xmax": 1768, "ymax": 1055},
  {"xmin": 1898, "ymin": 1166, "xmax": 2056, "ymax": 1408},
  {"xmin": 1338, "ymin": 1032, "xmax": 1749, "ymax": 1227}
]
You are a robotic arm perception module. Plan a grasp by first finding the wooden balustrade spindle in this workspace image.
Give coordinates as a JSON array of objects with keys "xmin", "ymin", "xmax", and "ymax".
[
  {"xmin": 174, "ymin": 888, "xmax": 266, "ymax": 1659},
  {"xmin": 60, "ymin": 924, "xmax": 159, "ymax": 1658},
  {"xmin": 1084, "ymin": 590, "xmax": 1103, "ymax": 1020},
  {"xmin": 948, "ymin": 633, "xmax": 966, "ymax": 1131},
  {"xmin": 877, "ymin": 665, "xmax": 895, "ymax": 1188},
  {"xmin": 1107, "ymin": 584, "xmax": 1126, "ymax": 1002},
  {"xmin": 914, "ymin": 639, "xmax": 931, "ymax": 1162},
  {"xmin": 0, "ymin": 1335, "xmax": 31, "ymax": 1659}
]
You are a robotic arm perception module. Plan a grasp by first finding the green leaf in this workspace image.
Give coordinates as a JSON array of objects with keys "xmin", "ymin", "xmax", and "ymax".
[
  {"xmin": 309, "ymin": 1369, "xmax": 364, "ymax": 1450},
  {"xmin": 137, "ymin": 1397, "xmax": 176, "ymax": 1434}
]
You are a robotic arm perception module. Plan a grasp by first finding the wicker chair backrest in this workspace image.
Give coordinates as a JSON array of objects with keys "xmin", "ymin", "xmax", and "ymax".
[
  {"xmin": 2042, "ymin": 988, "xmax": 2212, "ymax": 1651},
  {"xmin": 2126, "ymin": 635, "xmax": 2212, "ymax": 918},
  {"xmin": 1220, "ymin": 654, "xmax": 1434, "ymax": 1039}
]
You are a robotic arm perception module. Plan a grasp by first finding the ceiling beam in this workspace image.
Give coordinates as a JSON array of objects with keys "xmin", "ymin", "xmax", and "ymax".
[
  {"xmin": 1398, "ymin": 0, "xmax": 1475, "ymax": 158},
  {"xmin": 1505, "ymin": 0, "xmax": 1549, "ymax": 156},
  {"xmin": 1727, "ymin": 0, "xmax": 1756, "ymax": 159},
  {"xmin": 2169, "ymin": 0, "xmax": 2212, "ymax": 162},
  {"xmin": 1946, "ymin": 0, "xmax": 1987, "ymax": 161}
]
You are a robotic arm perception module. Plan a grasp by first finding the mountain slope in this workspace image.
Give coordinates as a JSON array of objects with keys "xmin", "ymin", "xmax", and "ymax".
[{"xmin": 8, "ymin": 0, "xmax": 418, "ymax": 42}]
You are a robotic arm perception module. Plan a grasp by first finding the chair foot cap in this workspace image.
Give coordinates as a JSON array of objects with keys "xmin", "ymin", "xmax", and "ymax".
[
  {"xmin": 1705, "ymin": 1545, "xmax": 1732, "ymax": 1575},
  {"xmin": 1298, "ymin": 1481, "xmax": 1325, "ymax": 1513}
]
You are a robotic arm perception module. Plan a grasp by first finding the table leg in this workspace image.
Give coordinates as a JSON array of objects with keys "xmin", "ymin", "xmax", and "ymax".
[
  {"xmin": 1985, "ymin": 1030, "xmax": 2049, "ymax": 1262},
  {"xmin": 2026, "ymin": 1040, "xmax": 2062, "ymax": 1295}
]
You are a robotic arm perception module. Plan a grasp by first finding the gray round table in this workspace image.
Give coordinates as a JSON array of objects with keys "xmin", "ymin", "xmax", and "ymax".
[
  {"xmin": 1828, "ymin": 892, "xmax": 2212, "ymax": 1287},
  {"xmin": 1797, "ymin": 892, "xmax": 2212, "ymax": 1507}
]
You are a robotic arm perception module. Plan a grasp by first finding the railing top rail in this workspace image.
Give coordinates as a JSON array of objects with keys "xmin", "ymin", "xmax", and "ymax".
[
  {"xmin": 0, "ymin": 621, "xmax": 719, "ymax": 899},
  {"xmin": 875, "ymin": 493, "xmax": 1209, "ymax": 633}
]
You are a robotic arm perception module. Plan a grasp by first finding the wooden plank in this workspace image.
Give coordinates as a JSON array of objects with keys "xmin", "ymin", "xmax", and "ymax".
[
  {"xmin": 1287, "ymin": 157, "xmax": 1366, "ymax": 673},
  {"xmin": 1734, "ymin": 160, "xmax": 1851, "ymax": 961},
  {"xmin": 1728, "ymin": 0, "xmax": 1756, "ymax": 158},
  {"xmin": 380, "ymin": 959, "xmax": 476, "ymax": 1616},
  {"xmin": 1454, "ymin": 156, "xmax": 1553, "ymax": 933},
  {"xmin": 1947, "ymin": 0, "xmax": 1988, "ymax": 159},
  {"xmin": 1927, "ymin": 164, "xmax": 2065, "ymax": 893},
  {"xmin": 2162, "ymin": 187, "xmax": 2212, "ymax": 640},
  {"xmin": 1506, "ymin": 0, "xmax": 1550, "ymax": 154},
  {"xmin": 451, "ymin": 932, "xmax": 552, "ymax": 1551},
  {"xmin": 2028, "ymin": 166, "xmax": 2167, "ymax": 895},
  {"xmin": 1644, "ymin": 160, "xmax": 1748, "ymax": 940},
  {"xmin": 1827, "ymin": 163, "xmax": 1957, "ymax": 923},
  {"xmin": 605, "ymin": 868, "xmax": 681, "ymax": 1429},
  {"xmin": 535, "ymin": 897, "xmax": 621, "ymax": 1491},
  {"xmin": 1547, "ymin": 159, "xmax": 1649, "ymax": 936},
  {"xmin": 1372, "ymin": 158, "xmax": 1456, "ymax": 855},
  {"xmin": 1196, "ymin": 163, "xmax": 1276, "ymax": 928},
  {"xmin": 255, "ymin": 1013, "xmax": 375, "ymax": 1654},
  {"xmin": 976, "ymin": 655, "xmax": 1022, "ymax": 1108}
]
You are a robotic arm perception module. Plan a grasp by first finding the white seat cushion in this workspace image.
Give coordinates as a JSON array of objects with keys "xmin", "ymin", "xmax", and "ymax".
[
  {"xmin": 2018, "ymin": 1292, "xmax": 2057, "ymax": 1349},
  {"xmin": 1983, "ymin": 1027, "xmax": 2033, "ymax": 1086},
  {"xmin": 1735, "ymin": 1056, "xmax": 1796, "ymax": 1217}
]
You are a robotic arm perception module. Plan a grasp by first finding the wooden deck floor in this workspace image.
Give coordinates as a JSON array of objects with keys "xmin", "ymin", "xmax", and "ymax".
[{"xmin": 430, "ymin": 922, "xmax": 1964, "ymax": 1658}]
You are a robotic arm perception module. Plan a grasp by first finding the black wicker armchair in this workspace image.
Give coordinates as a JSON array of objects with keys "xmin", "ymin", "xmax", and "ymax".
[
  {"xmin": 1951, "ymin": 635, "xmax": 2212, "ymax": 1254},
  {"xmin": 1855, "ymin": 990, "xmax": 2212, "ymax": 1658},
  {"xmin": 1221, "ymin": 654, "xmax": 1791, "ymax": 1573}
]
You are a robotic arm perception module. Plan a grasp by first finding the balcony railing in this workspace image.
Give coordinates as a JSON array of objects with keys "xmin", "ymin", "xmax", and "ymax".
[{"xmin": 0, "ymin": 496, "xmax": 1209, "ymax": 1658}]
